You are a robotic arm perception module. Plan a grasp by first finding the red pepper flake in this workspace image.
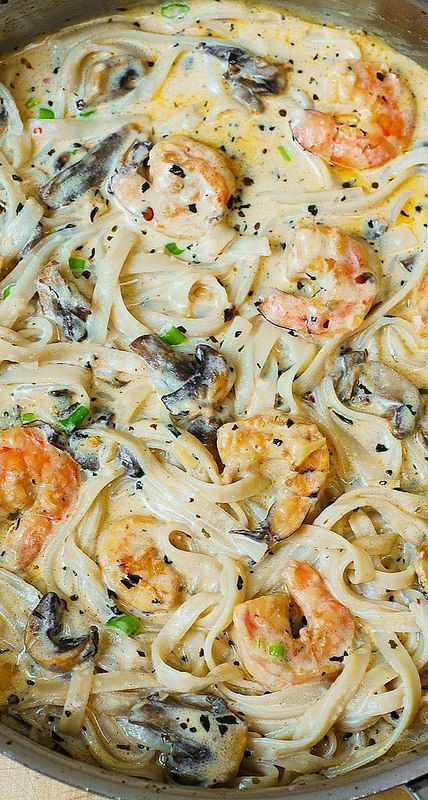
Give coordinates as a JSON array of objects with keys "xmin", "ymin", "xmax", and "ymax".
[
  {"xmin": 143, "ymin": 207, "xmax": 154, "ymax": 221},
  {"xmin": 32, "ymin": 126, "xmax": 43, "ymax": 135}
]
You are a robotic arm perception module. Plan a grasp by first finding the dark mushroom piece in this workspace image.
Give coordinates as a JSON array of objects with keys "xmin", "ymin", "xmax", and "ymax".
[
  {"xmin": 334, "ymin": 351, "xmax": 420, "ymax": 438},
  {"xmin": 37, "ymin": 263, "xmax": 90, "ymax": 342},
  {"xmin": 82, "ymin": 55, "xmax": 146, "ymax": 107},
  {"xmin": 131, "ymin": 335, "xmax": 235, "ymax": 421},
  {"xmin": 40, "ymin": 126, "xmax": 133, "ymax": 209},
  {"xmin": 0, "ymin": 97, "xmax": 7, "ymax": 135},
  {"xmin": 129, "ymin": 692, "xmax": 247, "ymax": 787},
  {"xmin": 198, "ymin": 43, "xmax": 286, "ymax": 112},
  {"xmin": 24, "ymin": 592, "xmax": 99, "ymax": 673}
]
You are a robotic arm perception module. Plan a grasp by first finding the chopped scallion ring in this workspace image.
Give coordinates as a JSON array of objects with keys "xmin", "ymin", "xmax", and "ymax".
[
  {"xmin": 161, "ymin": 2, "xmax": 190, "ymax": 18},
  {"xmin": 69, "ymin": 257, "xmax": 86, "ymax": 272},
  {"xmin": 25, "ymin": 96, "xmax": 41, "ymax": 109},
  {"xmin": 105, "ymin": 614, "xmax": 139, "ymax": 635},
  {"xmin": 2, "ymin": 284, "xmax": 14, "ymax": 299},
  {"xmin": 160, "ymin": 325, "xmax": 186, "ymax": 345},
  {"xmin": 268, "ymin": 642, "xmax": 285, "ymax": 658},
  {"xmin": 79, "ymin": 109, "xmax": 96, "ymax": 118},
  {"xmin": 38, "ymin": 107, "xmax": 55, "ymax": 119},
  {"xmin": 278, "ymin": 145, "xmax": 291, "ymax": 162},
  {"xmin": 21, "ymin": 412, "xmax": 36, "ymax": 424},
  {"xmin": 165, "ymin": 242, "xmax": 185, "ymax": 255},
  {"xmin": 58, "ymin": 405, "xmax": 90, "ymax": 434}
]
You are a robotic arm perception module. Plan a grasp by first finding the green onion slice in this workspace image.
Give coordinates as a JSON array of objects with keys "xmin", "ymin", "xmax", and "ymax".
[
  {"xmin": 278, "ymin": 145, "xmax": 291, "ymax": 163},
  {"xmin": 25, "ymin": 96, "xmax": 41, "ymax": 109},
  {"xmin": 258, "ymin": 636, "xmax": 266, "ymax": 650},
  {"xmin": 165, "ymin": 242, "xmax": 185, "ymax": 256},
  {"xmin": 69, "ymin": 257, "xmax": 86, "ymax": 272},
  {"xmin": 2, "ymin": 284, "xmax": 14, "ymax": 299},
  {"xmin": 58, "ymin": 405, "xmax": 90, "ymax": 434},
  {"xmin": 105, "ymin": 614, "xmax": 139, "ymax": 635},
  {"xmin": 79, "ymin": 109, "xmax": 96, "ymax": 118},
  {"xmin": 268, "ymin": 642, "xmax": 285, "ymax": 659},
  {"xmin": 161, "ymin": 2, "xmax": 190, "ymax": 17},
  {"xmin": 21, "ymin": 412, "xmax": 36, "ymax": 424},
  {"xmin": 159, "ymin": 325, "xmax": 186, "ymax": 345},
  {"xmin": 38, "ymin": 107, "xmax": 55, "ymax": 119}
]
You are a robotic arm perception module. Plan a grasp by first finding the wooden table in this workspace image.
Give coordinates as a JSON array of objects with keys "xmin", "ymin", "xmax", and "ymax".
[{"xmin": 0, "ymin": 753, "xmax": 411, "ymax": 800}]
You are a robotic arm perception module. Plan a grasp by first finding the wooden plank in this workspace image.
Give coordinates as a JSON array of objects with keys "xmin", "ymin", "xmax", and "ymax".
[{"xmin": 0, "ymin": 753, "xmax": 411, "ymax": 800}]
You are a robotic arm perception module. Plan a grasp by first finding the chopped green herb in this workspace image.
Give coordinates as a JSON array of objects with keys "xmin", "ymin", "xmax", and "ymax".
[
  {"xmin": 79, "ymin": 109, "xmax": 96, "ymax": 118},
  {"xmin": 161, "ymin": 1, "xmax": 190, "ymax": 17},
  {"xmin": 21, "ymin": 412, "xmax": 36, "ymax": 424},
  {"xmin": 268, "ymin": 642, "xmax": 285, "ymax": 659},
  {"xmin": 25, "ymin": 96, "xmax": 41, "ymax": 109},
  {"xmin": 38, "ymin": 107, "xmax": 55, "ymax": 120},
  {"xmin": 58, "ymin": 405, "xmax": 90, "ymax": 434},
  {"xmin": 165, "ymin": 242, "xmax": 185, "ymax": 256},
  {"xmin": 105, "ymin": 614, "xmax": 139, "ymax": 635},
  {"xmin": 2, "ymin": 284, "xmax": 14, "ymax": 299},
  {"xmin": 258, "ymin": 637, "xmax": 266, "ymax": 650},
  {"xmin": 69, "ymin": 256, "xmax": 86, "ymax": 272},
  {"xmin": 160, "ymin": 325, "xmax": 186, "ymax": 345},
  {"xmin": 278, "ymin": 145, "xmax": 291, "ymax": 163}
]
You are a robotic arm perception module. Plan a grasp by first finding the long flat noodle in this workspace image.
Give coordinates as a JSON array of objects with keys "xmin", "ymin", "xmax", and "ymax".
[
  {"xmin": 87, "ymin": 228, "xmax": 137, "ymax": 343},
  {"xmin": 39, "ymin": 126, "xmax": 133, "ymax": 208},
  {"xmin": 0, "ymin": 198, "xmax": 44, "ymax": 262}
]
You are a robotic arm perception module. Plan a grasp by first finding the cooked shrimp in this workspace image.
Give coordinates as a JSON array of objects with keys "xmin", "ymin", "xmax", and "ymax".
[
  {"xmin": 97, "ymin": 515, "xmax": 181, "ymax": 613},
  {"xmin": 257, "ymin": 224, "xmax": 378, "ymax": 340},
  {"xmin": 233, "ymin": 561, "xmax": 355, "ymax": 689},
  {"xmin": 289, "ymin": 62, "xmax": 415, "ymax": 169},
  {"xmin": 112, "ymin": 135, "xmax": 235, "ymax": 239},
  {"xmin": 0, "ymin": 427, "xmax": 80, "ymax": 569},
  {"xmin": 217, "ymin": 412, "xmax": 329, "ymax": 541}
]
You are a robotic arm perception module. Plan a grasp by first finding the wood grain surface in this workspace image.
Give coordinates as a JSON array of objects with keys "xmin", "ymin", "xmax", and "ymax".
[{"xmin": 0, "ymin": 753, "xmax": 411, "ymax": 800}]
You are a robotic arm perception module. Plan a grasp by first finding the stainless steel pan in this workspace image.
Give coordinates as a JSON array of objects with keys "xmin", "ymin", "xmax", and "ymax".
[{"xmin": 0, "ymin": 0, "xmax": 427, "ymax": 796}]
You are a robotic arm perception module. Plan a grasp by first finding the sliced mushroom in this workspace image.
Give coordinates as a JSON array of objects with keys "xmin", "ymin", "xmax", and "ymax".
[
  {"xmin": 131, "ymin": 335, "xmax": 235, "ymax": 421},
  {"xmin": 21, "ymin": 222, "xmax": 43, "ymax": 258},
  {"xmin": 24, "ymin": 592, "xmax": 98, "ymax": 673},
  {"xmin": 129, "ymin": 692, "xmax": 247, "ymax": 787},
  {"xmin": 415, "ymin": 540, "xmax": 428, "ymax": 594},
  {"xmin": 37, "ymin": 263, "xmax": 90, "ymax": 341},
  {"xmin": 82, "ymin": 55, "xmax": 146, "ymax": 107},
  {"xmin": 199, "ymin": 44, "xmax": 285, "ymax": 112},
  {"xmin": 40, "ymin": 126, "xmax": 132, "ymax": 209},
  {"xmin": 0, "ymin": 97, "xmax": 7, "ymax": 135},
  {"xmin": 334, "ymin": 352, "xmax": 420, "ymax": 438},
  {"xmin": 117, "ymin": 445, "xmax": 144, "ymax": 478}
]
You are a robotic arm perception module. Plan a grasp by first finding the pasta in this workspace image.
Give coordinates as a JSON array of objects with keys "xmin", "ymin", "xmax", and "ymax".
[{"xmin": 0, "ymin": 0, "xmax": 427, "ymax": 789}]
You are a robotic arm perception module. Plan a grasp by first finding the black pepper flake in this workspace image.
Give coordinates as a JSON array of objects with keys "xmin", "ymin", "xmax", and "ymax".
[
  {"xmin": 332, "ymin": 411, "xmax": 353, "ymax": 425},
  {"xmin": 224, "ymin": 306, "xmax": 235, "ymax": 322},
  {"xmin": 376, "ymin": 71, "xmax": 385, "ymax": 81},
  {"xmin": 6, "ymin": 694, "xmax": 19, "ymax": 705},
  {"xmin": 141, "ymin": 181, "xmax": 150, "ymax": 193},
  {"xmin": 273, "ymin": 438, "xmax": 283, "ymax": 446},
  {"xmin": 376, "ymin": 443, "xmax": 388, "ymax": 452},
  {"xmin": 286, "ymin": 419, "xmax": 294, "ymax": 427},
  {"xmin": 90, "ymin": 206, "xmax": 99, "ymax": 222},
  {"xmin": 188, "ymin": 203, "xmax": 197, "ymax": 213},
  {"xmin": 237, "ymin": 575, "xmax": 244, "ymax": 590},
  {"xmin": 200, "ymin": 714, "xmax": 210, "ymax": 732},
  {"xmin": 389, "ymin": 639, "xmax": 398, "ymax": 649},
  {"xmin": 170, "ymin": 164, "xmax": 185, "ymax": 178},
  {"xmin": 308, "ymin": 204, "xmax": 318, "ymax": 216},
  {"xmin": 218, "ymin": 724, "xmax": 228, "ymax": 736}
]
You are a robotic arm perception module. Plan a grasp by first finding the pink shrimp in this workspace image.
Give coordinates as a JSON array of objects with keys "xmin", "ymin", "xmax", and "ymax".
[
  {"xmin": 0, "ymin": 427, "xmax": 80, "ymax": 568},
  {"xmin": 257, "ymin": 224, "xmax": 378, "ymax": 340},
  {"xmin": 233, "ymin": 561, "xmax": 355, "ymax": 690},
  {"xmin": 289, "ymin": 62, "xmax": 416, "ymax": 170}
]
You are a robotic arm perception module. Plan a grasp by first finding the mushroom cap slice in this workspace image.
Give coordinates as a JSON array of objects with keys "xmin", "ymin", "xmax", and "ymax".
[
  {"xmin": 199, "ymin": 44, "xmax": 286, "ymax": 112},
  {"xmin": 37, "ymin": 263, "xmax": 90, "ymax": 342},
  {"xmin": 162, "ymin": 344, "xmax": 235, "ymax": 419},
  {"xmin": 24, "ymin": 592, "xmax": 99, "ymax": 673},
  {"xmin": 82, "ymin": 55, "xmax": 146, "ymax": 106},
  {"xmin": 129, "ymin": 692, "xmax": 247, "ymax": 787},
  {"xmin": 40, "ymin": 126, "xmax": 133, "ymax": 209},
  {"xmin": 130, "ymin": 334, "xmax": 195, "ymax": 389}
]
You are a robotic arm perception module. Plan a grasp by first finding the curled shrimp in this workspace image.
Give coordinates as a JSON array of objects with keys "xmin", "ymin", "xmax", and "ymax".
[
  {"xmin": 112, "ymin": 135, "xmax": 235, "ymax": 239},
  {"xmin": 0, "ymin": 427, "xmax": 80, "ymax": 569},
  {"xmin": 257, "ymin": 224, "xmax": 378, "ymax": 340},
  {"xmin": 217, "ymin": 412, "xmax": 329, "ymax": 541},
  {"xmin": 233, "ymin": 561, "xmax": 355, "ymax": 689},
  {"xmin": 289, "ymin": 62, "xmax": 415, "ymax": 170},
  {"xmin": 97, "ymin": 515, "xmax": 181, "ymax": 613}
]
